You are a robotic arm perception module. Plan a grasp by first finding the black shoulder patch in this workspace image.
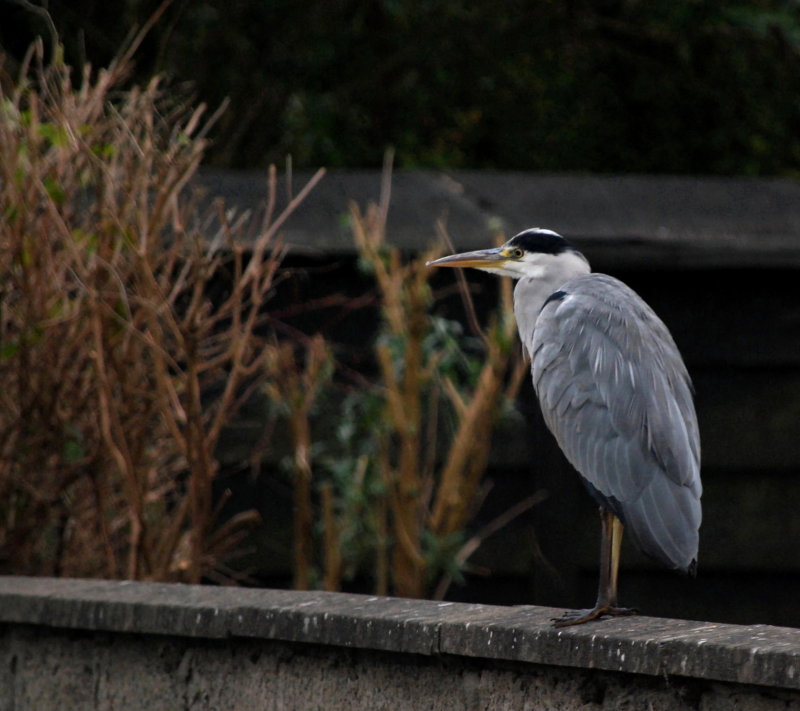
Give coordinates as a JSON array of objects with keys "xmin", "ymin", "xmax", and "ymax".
[
  {"xmin": 508, "ymin": 228, "xmax": 569, "ymax": 255},
  {"xmin": 541, "ymin": 289, "xmax": 568, "ymax": 311}
]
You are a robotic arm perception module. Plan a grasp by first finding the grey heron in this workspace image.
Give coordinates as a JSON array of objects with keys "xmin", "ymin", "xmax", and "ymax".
[{"xmin": 427, "ymin": 228, "xmax": 701, "ymax": 627}]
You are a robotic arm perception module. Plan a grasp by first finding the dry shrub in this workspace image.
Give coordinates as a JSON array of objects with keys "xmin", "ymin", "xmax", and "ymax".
[
  {"xmin": 0, "ymin": 35, "xmax": 536, "ymax": 598},
  {"xmin": 274, "ymin": 164, "xmax": 541, "ymax": 599},
  {"xmin": 0, "ymin": 39, "xmax": 322, "ymax": 582},
  {"xmin": 347, "ymin": 188, "xmax": 534, "ymax": 598}
]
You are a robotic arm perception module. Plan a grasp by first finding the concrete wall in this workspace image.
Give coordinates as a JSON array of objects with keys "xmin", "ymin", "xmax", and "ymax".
[{"xmin": 1, "ymin": 577, "xmax": 799, "ymax": 710}]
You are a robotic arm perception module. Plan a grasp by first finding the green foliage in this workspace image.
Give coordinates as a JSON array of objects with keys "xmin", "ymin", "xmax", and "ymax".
[
  {"xmin": 316, "ymin": 390, "xmax": 389, "ymax": 581},
  {"xmin": 307, "ymin": 310, "xmax": 491, "ymax": 591},
  {"xmin": 4, "ymin": 0, "xmax": 799, "ymax": 174}
]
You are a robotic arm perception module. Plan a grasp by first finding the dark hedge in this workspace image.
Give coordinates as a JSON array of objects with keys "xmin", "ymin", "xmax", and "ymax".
[{"xmin": 3, "ymin": 0, "xmax": 799, "ymax": 175}]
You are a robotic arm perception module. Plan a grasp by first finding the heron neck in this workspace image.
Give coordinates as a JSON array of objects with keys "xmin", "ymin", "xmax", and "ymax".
[{"xmin": 513, "ymin": 250, "xmax": 591, "ymax": 355}]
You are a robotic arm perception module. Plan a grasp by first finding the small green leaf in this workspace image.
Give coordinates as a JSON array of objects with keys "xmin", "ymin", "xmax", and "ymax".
[
  {"xmin": 63, "ymin": 438, "xmax": 85, "ymax": 464},
  {"xmin": 38, "ymin": 122, "xmax": 69, "ymax": 147},
  {"xmin": 42, "ymin": 176, "xmax": 66, "ymax": 205},
  {"xmin": 0, "ymin": 342, "xmax": 20, "ymax": 359}
]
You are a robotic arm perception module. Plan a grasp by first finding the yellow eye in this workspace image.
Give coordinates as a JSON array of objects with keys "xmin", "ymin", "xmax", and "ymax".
[{"xmin": 509, "ymin": 248, "xmax": 524, "ymax": 259}]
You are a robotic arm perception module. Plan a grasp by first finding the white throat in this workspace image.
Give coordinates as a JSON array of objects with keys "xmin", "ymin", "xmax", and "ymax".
[{"xmin": 511, "ymin": 250, "xmax": 591, "ymax": 355}]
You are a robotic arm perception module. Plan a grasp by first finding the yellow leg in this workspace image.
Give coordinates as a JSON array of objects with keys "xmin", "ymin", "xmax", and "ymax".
[
  {"xmin": 552, "ymin": 508, "xmax": 637, "ymax": 628},
  {"xmin": 608, "ymin": 514, "xmax": 624, "ymax": 607}
]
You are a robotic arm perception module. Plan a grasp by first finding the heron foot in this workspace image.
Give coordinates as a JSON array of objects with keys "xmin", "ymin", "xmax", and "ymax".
[{"xmin": 551, "ymin": 604, "xmax": 638, "ymax": 628}]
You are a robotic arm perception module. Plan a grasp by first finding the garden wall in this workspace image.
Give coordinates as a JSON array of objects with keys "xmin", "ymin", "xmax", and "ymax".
[{"xmin": 1, "ymin": 577, "xmax": 798, "ymax": 710}]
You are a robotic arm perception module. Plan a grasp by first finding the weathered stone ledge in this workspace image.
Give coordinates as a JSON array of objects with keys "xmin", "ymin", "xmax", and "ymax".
[{"xmin": 0, "ymin": 576, "xmax": 797, "ymax": 692}]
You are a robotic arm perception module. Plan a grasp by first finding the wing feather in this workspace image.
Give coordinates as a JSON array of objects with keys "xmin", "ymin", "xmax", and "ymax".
[{"xmin": 531, "ymin": 274, "xmax": 702, "ymax": 570}]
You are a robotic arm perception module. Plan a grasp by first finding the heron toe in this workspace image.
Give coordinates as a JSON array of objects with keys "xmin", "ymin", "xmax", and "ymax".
[{"xmin": 551, "ymin": 604, "xmax": 638, "ymax": 628}]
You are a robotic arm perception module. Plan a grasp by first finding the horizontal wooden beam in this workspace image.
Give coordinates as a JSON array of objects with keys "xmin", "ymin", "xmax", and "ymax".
[{"xmin": 196, "ymin": 169, "xmax": 800, "ymax": 268}]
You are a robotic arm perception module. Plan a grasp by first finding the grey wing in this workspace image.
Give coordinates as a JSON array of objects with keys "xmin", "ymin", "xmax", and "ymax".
[{"xmin": 531, "ymin": 275, "xmax": 702, "ymax": 572}]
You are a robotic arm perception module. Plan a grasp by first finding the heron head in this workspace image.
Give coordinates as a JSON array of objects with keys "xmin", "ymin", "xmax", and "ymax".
[{"xmin": 426, "ymin": 228, "xmax": 584, "ymax": 279}]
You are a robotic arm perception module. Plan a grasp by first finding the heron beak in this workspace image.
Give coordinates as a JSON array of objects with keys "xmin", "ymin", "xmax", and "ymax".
[{"xmin": 426, "ymin": 248, "xmax": 508, "ymax": 269}]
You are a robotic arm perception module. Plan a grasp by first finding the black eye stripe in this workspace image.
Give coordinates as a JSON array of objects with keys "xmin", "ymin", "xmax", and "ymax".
[{"xmin": 507, "ymin": 229, "xmax": 568, "ymax": 255}]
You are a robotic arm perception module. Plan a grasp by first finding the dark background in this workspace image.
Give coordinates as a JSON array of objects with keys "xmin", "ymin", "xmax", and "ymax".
[{"xmin": 3, "ymin": 0, "xmax": 800, "ymax": 174}]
